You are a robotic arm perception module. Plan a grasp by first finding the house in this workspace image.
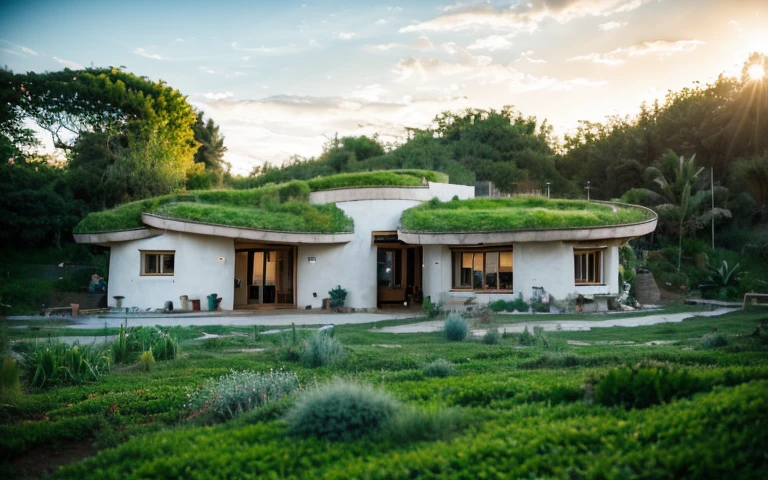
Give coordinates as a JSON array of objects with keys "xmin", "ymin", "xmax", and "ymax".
[{"xmin": 73, "ymin": 171, "xmax": 657, "ymax": 311}]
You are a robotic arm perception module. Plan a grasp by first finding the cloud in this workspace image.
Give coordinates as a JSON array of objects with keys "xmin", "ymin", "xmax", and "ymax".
[
  {"xmin": 201, "ymin": 92, "xmax": 235, "ymax": 101},
  {"xmin": 517, "ymin": 50, "xmax": 546, "ymax": 64},
  {"xmin": 133, "ymin": 47, "xmax": 163, "ymax": 60},
  {"xmin": 193, "ymin": 93, "xmax": 470, "ymax": 175},
  {"xmin": 231, "ymin": 41, "xmax": 310, "ymax": 56},
  {"xmin": 550, "ymin": 78, "xmax": 608, "ymax": 91},
  {"xmin": 174, "ymin": 37, "xmax": 195, "ymax": 43},
  {"xmin": 0, "ymin": 40, "xmax": 39, "ymax": 57},
  {"xmin": 569, "ymin": 39, "xmax": 706, "ymax": 66},
  {"xmin": 334, "ymin": 32, "xmax": 356, "ymax": 40},
  {"xmin": 598, "ymin": 21, "xmax": 627, "ymax": 30},
  {"xmin": 226, "ymin": 71, "xmax": 248, "ymax": 78},
  {"xmin": 53, "ymin": 56, "xmax": 84, "ymax": 69},
  {"xmin": 363, "ymin": 43, "xmax": 403, "ymax": 52},
  {"xmin": 399, "ymin": 0, "xmax": 650, "ymax": 34},
  {"xmin": 467, "ymin": 35, "xmax": 514, "ymax": 51},
  {"xmin": 411, "ymin": 35, "xmax": 434, "ymax": 50},
  {"xmin": 199, "ymin": 66, "xmax": 216, "ymax": 74},
  {"xmin": 375, "ymin": 19, "xmax": 388, "ymax": 25}
]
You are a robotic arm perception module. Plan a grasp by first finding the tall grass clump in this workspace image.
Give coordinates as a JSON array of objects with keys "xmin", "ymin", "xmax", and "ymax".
[
  {"xmin": 112, "ymin": 326, "xmax": 179, "ymax": 364},
  {"xmin": 188, "ymin": 369, "xmax": 300, "ymax": 423},
  {"xmin": 698, "ymin": 332, "xmax": 728, "ymax": 349},
  {"xmin": 482, "ymin": 327, "xmax": 501, "ymax": 345},
  {"xmin": 444, "ymin": 314, "xmax": 469, "ymax": 341},
  {"xmin": 24, "ymin": 342, "xmax": 111, "ymax": 388},
  {"xmin": 518, "ymin": 326, "xmax": 535, "ymax": 345},
  {"xmin": 423, "ymin": 358, "xmax": 456, "ymax": 378},
  {"xmin": 285, "ymin": 380, "xmax": 400, "ymax": 442},
  {"xmin": 139, "ymin": 350, "xmax": 155, "ymax": 372},
  {"xmin": 300, "ymin": 331, "xmax": 347, "ymax": 368},
  {"xmin": 378, "ymin": 406, "xmax": 468, "ymax": 444},
  {"xmin": 0, "ymin": 358, "xmax": 21, "ymax": 398}
]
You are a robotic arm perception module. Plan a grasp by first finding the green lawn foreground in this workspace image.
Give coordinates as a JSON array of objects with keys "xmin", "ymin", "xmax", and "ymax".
[{"xmin": 1, "ymin": 308, "xmax": 767, "ymax": 479}]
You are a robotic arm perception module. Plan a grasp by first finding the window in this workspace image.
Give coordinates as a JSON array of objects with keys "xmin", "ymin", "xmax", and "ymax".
[
  {"xmin": 141, "ymin": 251, "xmax": 175, "ymax": 276},
  {"xmin": 574, "ymin": 249, "xmax": 602, "ymax": 284},
  {"xmin": 452, "ymin": 250, "xmax": 513, "ymax": 290},
  {"xmin": 377, "ymin": 249, "xmax": 402, "ymax": 288}
]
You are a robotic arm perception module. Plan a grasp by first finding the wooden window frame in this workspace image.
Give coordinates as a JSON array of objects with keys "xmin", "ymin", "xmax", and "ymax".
[
  {"xmin": 574, "ymin": 248, "xmax": 603, "ymax": 285},
  {"xmin": 451, "ymin": 248, "xmax": 513, "ymax": 292},
  {"xmin": 141, "ymin": 250, "xmax": 175, "ymax": 276}
]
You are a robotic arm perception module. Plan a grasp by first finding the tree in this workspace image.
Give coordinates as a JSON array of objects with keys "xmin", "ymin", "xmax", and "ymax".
[{"xmin": 191, "ymin": 111, "xmax": 228, "ymax": 188}]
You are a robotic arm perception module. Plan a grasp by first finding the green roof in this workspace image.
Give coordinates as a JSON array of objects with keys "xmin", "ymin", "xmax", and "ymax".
[
  {"xmin": 399, "ymin": 197, "xmax": 655, "ymax": 233},
  {"xmin": 73, "ymin": 181, "xmax": 353, "ymax": 234},
  {"xmin": 306, "ymin": 170, "xmax": 447, "ymax": 191}
]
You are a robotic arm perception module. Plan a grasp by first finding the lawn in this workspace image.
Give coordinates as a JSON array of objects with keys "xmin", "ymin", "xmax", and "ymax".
[
  {"xmin": 400, "ymin": 196, "xmax": 655, "ymax": 232},
  {"xmin": 1, "ymin": 308, "xmax": 767, "ymax": 479}
]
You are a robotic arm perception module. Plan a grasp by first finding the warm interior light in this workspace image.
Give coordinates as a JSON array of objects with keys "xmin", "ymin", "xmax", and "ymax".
[{"xmin": 747, "ymin": 63, "xmax": 765, "ymax": 81}]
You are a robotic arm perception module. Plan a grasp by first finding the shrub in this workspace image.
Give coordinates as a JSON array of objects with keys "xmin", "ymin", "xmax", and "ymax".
[
  {"xmin": 24, "ymin": 342, "xmax": 111, "ymax": 388},
  {"xmin": 0, "ymin": 358, "xmax": 21, "ymax": 398},
  {"xmin": 490, "ymin": 300, "xmax": 506, "ymax": 312},
  {"xmin": 518, "ymin": 326, "xmax": 535, "ymax": 345},
  {"xmin": 699, "ymin": 332, "xmax": 728, "ymax": 349},
  {"xmin": 444, "ymin": 314, "xmax": 469, "ymax": 341},
  {"xmin": 378, "ymin": 406, "xmax": 468, "ymax": 444},
  {"xmin": 422, "ymin": 297, "xmax": 442, "ymax": 318},
  {"xmin": 140, "ymin": 350, "xmax": 155, "ymax": 372},
  {"xmin": 509, "ymin": 293, "xmax": 529, "ymax": 312},
  {"xmin": 112, "ymin": 326, "xmax": 179, "ymax": 364},
  {"xmin": 328, "ymin": 285, "xmax": 348, "ymax": 308},
  {"xmin": 588, "ymin": 362, "xmax": 704, "ymax": 409},
  {"xmin": 300, "ymin": 331, "xmax": 346, "ymax": 368},
  {"xmin": 285, "ymin": 380, "xmax": 400, "ymax": 442},
  {"xmin": 531, "ymin": 300, "xmax": 550, "ymax": 313},
  {"xmin": 482, "ymin": 327, "xmax": 501, "ymax": 345},
  {"xmin": 423, "ymin": 359, "xmax": 456, "ymax": 378},
  {"xmin": 188, "ymin": 369, "xmax": 300, "ymax": 423}
]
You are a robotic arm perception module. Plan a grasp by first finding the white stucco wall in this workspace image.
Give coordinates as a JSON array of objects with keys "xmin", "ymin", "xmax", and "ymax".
[
  {"xmin": 107, "ymin": 232, "xmax": 235, "ymax": 310},
  {"xmin": 427, "ymin": 182, "xmax": 475, "ymax": 201},
  {"xmin": 297, "ymin": 199, "xmax": 421, "ymax": 309},
  {"xmin": 424, "ymin": 241, "xmax": 621, "ymax": 307}
]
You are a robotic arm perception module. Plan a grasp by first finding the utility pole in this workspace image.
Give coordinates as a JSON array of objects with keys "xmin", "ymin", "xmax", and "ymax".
[
  {"xmin": 586, "ymin": 181, "xmax": 591, "ymax": 201},
  {"xmin": 546, "ymin": 182, "xmax": 550, "ymax": 198}
]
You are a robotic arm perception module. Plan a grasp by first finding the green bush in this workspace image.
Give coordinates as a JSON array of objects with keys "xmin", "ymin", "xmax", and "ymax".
[
  {"xmin": 328, "ymin": 285, "xmax": 347, "ymax": 308},
  {"xmin": 188, "ymin": 369, "xmax": 300, "ymax": 423},
  {"xmin": 509, "ymin": 293, "xmax": 529, "ymax": 312},
  {"xmin": 0, "ymin": 358, "xmax": 21, "ymax": 398},
  {"xmin": 444, "ymin": 314, "xmax": 469, "ymax": 341},
  {"xmin": 482, "ymin": 327, "xmax": 501, "ymax": 345},
  {"xmin": 490, "ymin": 300, "xmax": 506, "ymax": 312},
  {"xmin": 24, "ymin": 342, "xmax": 111, "ymax": 388},
  {"xmin": 423, "ymin": 359, "xmax": 455, "ymax": 378},
  {"xmin": 589, "ymin": 362, "xmax": 703, "ymax": 409},
  {"xmin": 139, "ymin": 350, "xmax": 155, "ymax": 372},
  {"xmin": 422, "ymin": 297, "xmax": 442, "ymax": 318},
  {"xmin": 378, "ymin": 406, "xmax": 468, "ymax": 444},
  {"xmin": 300, "ymin": 331, "xmax": 346, "ymax": 368},
  {"xmin": 285, "ymin": 380, "xmax": 400, "ymax": 442},
  {"xmin": 518, "ymin": 326, "xmax": 535, "ymax": 345},
  {"xmin": 699, "ymin": 332, "xmax": 728, "ymax": 349}
]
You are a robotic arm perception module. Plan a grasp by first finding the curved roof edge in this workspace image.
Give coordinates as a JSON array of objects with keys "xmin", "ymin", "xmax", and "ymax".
[
  {"xmin": 74, "ymin": 228, "xmax": 163, "ymax": 244},
  {"xmin": 398, "ymin": 217, "xmax": 657, "ymax": 245},
  {"xmin": 309, "ymin": 182, "xmax": 474, "ymax": 205},
  {"xmin": 141, "ymin": 214, "xmax": 354, "ymax": 244}
]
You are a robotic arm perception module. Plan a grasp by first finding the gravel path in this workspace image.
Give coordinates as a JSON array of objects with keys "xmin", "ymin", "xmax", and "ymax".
[{"xmin": 375, "ymin": 308, "xmax": 738, "ymax": 335}]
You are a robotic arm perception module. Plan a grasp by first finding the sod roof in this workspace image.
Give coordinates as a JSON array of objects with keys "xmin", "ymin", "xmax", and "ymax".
[{"xmin": 399, "ymin": 197, "xmax": 656, "ymax": 233}]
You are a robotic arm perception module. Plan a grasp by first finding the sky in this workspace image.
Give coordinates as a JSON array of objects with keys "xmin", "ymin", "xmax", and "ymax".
[{"xmin": 1, "ymin": 0, "xmax": 767, "ymax": 175}]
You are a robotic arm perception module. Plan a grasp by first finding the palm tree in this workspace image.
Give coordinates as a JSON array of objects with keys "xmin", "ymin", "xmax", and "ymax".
[
  {"xmin": 638, "ymin": 150, "xmax": 730, "ymax": 271},
  {"xmin": 193, "ymin": 111, "xmax": 228, "ymax": 173}
]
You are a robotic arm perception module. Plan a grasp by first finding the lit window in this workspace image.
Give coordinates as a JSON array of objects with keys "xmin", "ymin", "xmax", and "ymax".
[
  {"xmin": 141, "ymin": 251, "xmax": 175, "ymax": 276},
  {"xmin": 452, "ymin": 250, "xmax": 513, "ymax": 290},
  {"xmin": 574, "ymin": 249, "xmax": 602, "ymax": 284}
]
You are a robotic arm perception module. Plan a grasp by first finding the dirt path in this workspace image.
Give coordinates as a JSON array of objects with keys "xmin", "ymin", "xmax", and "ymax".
[{"xmin": 375, "ymin": 308, "xmax": 738, "ymax": 335}]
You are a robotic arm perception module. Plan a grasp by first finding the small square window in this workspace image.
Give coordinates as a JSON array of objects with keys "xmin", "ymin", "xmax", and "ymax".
[
  {"xmin": 141, "ymin": 251, "xmax": 175, "ymax": 276},
  {"xmin": 574, "ymin": 249, "xmax": 603, "ymax": 285}
]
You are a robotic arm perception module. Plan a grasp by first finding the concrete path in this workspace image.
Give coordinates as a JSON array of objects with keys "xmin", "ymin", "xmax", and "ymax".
[
  {"xmin": 15, "ymin": 311, "xmax": 420, "ymax": 330},
  {"xmin": 375, "ymin": 308, "xmax": 738, "ymax": 335}
]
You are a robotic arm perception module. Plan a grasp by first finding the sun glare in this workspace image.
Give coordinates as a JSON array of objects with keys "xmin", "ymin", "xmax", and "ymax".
[{"xmin": 747, "ymin": 63, "xmax": 765, "ymax": 81}]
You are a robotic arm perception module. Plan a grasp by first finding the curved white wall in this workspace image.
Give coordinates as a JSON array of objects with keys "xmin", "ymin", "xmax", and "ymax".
[
  {"xmin": 297, "ymin": 199, "xmax": 421, "ymax": 309},
  {"xmin": 107, "ymin": 232, "xmax": 235, "ymax": 310}
]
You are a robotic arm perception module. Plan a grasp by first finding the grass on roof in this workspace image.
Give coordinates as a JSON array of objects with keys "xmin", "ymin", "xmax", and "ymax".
[
  {"xmin": 307, "ymin": 170, "xmax": 447, "ymax": 191},
  {"xmin": 73, "ymin": 181, "xmax": 354, "ymax": 234},
  {"xmin": 400, "ymin": 196, "xmax": 655, "ymax": 232}
]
